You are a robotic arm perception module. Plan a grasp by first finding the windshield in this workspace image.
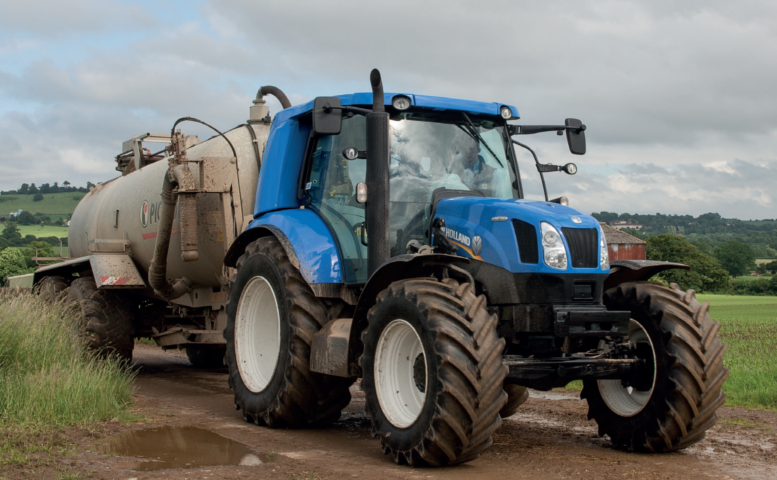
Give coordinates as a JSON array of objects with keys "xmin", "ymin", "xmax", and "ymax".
[{"xmin": 306, "ymin": 111, "xmax": 519, "ymax": 283}]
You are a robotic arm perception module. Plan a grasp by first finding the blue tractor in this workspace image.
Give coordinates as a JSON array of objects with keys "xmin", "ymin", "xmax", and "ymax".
[{"xmin": 223, "ymin": 70, "xmax": 727, "ymax": 466}]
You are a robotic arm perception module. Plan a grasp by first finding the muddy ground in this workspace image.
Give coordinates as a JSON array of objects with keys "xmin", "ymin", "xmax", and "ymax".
[{"xmin": 10, "ymin": 343, "xmax": 777, "ymax": 479}]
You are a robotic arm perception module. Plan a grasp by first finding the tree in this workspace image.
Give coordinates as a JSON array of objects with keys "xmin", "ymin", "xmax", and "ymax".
[
  {"xmin": 0, "ymin": 247, "xmax": 31, "ymax": 285},
  {"xmin": 23, "ymin": 241, "xmax": 56, "ymax": 267},
  {"xmin": 18, "ymin": 183, "xmax": 29, "ymax": 194},
  {"xmin": 647, "ymin": 234, "xmax": 731, "ymax": 292},
  {"xmin": 63, "ymin": 181, "xmax": 70, "ymax": 187},
  {"xmin": 39, "ymin": 183, "xmax": 50, "ymax": 193},
  {"xmin": 33, "ymin": 192, "xmax": 44, "ymax": 202},
  {"xmin": 713, "ymin": 240, "xmax": 756, "ymax": 277},
  {"xmin": 28, "ymin": 183, "xmax": 38, "ymax": 194},
  {"xmin": 1, "ymin": 222, "xmax": 21, "ymax": 241},
  {"xmin": 17, "ymin": 210, "xmax": 37, "ymax": 225}
]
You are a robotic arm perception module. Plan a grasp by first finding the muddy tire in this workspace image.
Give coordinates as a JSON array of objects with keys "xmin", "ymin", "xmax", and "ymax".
[
  {"xmin": 186, "ymin": 346, "xmax": 225, "ymax": 369},
  {"xmin": 581, "ymin": 281, "xmax": 728, "ymax": 452},
  {"xmin": 500, "ymin": 384, "xmax": 529, "ymax": 418},
  {"xmin": 65, "ymin": 277, "xmax": 135, "ymax": 362},
  {"xmin": 224, "ymin": 236, "xmax": 353, "ymax": 428},
  {"xmin": 37, "ymin": 276, "xmax": 68, "ymax": 303},
  {"xmin": 360, "ymin": 278, "xmax": 507, "ymax": 466}
]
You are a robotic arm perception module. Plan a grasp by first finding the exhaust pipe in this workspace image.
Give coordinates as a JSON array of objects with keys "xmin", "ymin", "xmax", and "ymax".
[{"xmin": 365, "ymin": 69, "xmax": 390, "ymax": 277}]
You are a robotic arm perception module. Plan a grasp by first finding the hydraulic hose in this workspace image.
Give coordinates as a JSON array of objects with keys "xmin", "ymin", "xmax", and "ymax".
[{"xmin": 148, "ymin": 166, "xmax": 195, "ymax": 300}]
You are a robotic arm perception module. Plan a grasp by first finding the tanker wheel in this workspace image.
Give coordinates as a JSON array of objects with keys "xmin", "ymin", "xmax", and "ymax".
[
  {"xmin": 224, "ymin": 236, "xmax": 353, "ymax": 428},
  {"xmin": 65, "ymin": 277, "xmax": 135, "ymax": 362},
  {"xmin": 500, "ymin": 384, "xmax": 529, "ymax": 418},
  {"xmin": 581, "ymin": 281, "xmax": 728, "ymax": 452},
  {"xmin": 360, "ymin": 278, "xmax": 507, "ymax": 466},
  {"xmin": 37, "ymin": 276, "xmax": 69, "ymax": 303},
  {"xmin": 186, "ymin": 345, "xmax": 226, "ymax": 369}
]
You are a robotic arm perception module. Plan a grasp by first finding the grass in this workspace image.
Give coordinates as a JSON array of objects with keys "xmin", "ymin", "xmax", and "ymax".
[
  {"xmin": 0, "ymin": 224, "xmax": 69, "ymax": 239},
  {"xmin": 756, "ymin": 258, "xmax": 775, "ymax": 265},
  {"xmin": 0, "ymin": 292, "xmax": 135, "ymax": 471},
  {"xmin": 697, "ymin": 294, "xmax": 777, "ymax": 410},
  {"xmin": 735, "ymin": 275, "xmax": 772, "ymax": 281},
  {"xmin": 0, "ymin": 192, "xmax": 85, "ymax": 218}
]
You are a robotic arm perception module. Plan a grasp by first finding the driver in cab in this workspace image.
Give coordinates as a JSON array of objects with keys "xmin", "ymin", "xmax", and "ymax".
[{"xmin": 451, "ymin": 136, "xmax": 495, "ymax": 195}]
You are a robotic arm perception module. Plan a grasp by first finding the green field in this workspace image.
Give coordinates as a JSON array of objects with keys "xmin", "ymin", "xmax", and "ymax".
[
  {"xmin": 0, "ymin": 224, "xmax": 70, "ymax": 238},
  {"xmin": 698, "ymin": 294, "xmax": 777, "ymax": 409},
  {"xmin": 735, "ymin": 275, "xmax": 773, "ymax": 281},
  {"xmin": 756, "ymin": 258, "xmax": 775, "ymax": 265},
  {"xmin": 0, "ymin": 192, "xmax": 85, "ymax": 219}
]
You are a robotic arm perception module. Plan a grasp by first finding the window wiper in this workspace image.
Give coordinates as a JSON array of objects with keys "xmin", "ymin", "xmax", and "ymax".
[{"xmin": 460, "ymin": 112, "xmax": 503, "ymax": 168}]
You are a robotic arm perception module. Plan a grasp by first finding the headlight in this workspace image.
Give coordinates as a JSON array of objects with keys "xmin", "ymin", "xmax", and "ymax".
[
  {"xmin": 541, "ymin": 222, "xmax": 568, "ymax": 270},
  {"xmin": 500, "ymin": 106, "xmax": 512, "ymax": 119},
  {"xmin": 600, "ymin": 229, "xmax": 609, "ymax": 270},
  {"xmin": 392, "ymin": 95, "xmax": 411, "ymax": 110}
]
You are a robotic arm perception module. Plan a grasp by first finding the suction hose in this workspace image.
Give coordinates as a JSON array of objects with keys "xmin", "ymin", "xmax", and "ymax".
[
  {"xmin": 148, "ymin": 165, "xmax": 196, "ymax": 300},
  {"xmin": 256, "ymin": 86, "xmax": 291, "ymax": 110}
]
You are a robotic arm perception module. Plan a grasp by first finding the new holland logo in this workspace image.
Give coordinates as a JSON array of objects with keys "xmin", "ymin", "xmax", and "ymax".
[
  {"xmin": 472, "ymin": 235, "xmax": 482, "ymax": 256},
  {"xmin": 444, "ymin": 227, "xmax": 471, "ymax": 247},
  {"xmin": 140, "ymin": 201, "xmax": 149, "ymax": 227}
]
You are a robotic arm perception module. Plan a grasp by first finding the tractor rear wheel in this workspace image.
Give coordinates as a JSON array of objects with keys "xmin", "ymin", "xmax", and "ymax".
[
  {"xmin": 224, "ymin": 236, "xmax": 353, "ymax": 428},
  {"xmin": 65, "ymin": 277, "xmax": 135, "ymax": 362},
  {"xmin": 582, "ymin": 281, "xmax": 728, "ymax": 452},
  {"xmin": 360, "ymin": 277, "xmax": 507, "ymax": 466}
]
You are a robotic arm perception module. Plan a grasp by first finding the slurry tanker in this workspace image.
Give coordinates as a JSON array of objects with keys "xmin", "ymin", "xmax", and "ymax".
[{"xmin": 35, "ymin": 70, "xmax": 727, "ymax": 466}]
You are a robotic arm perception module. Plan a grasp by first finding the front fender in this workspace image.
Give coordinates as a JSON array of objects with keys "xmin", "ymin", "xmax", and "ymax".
[
  {"xmin": 347, "ymin": 253, "xmax": 469, "ymax": 376},
  {"xmin": 604, "ymin": 260, "xmax": 690, "ymax": 291}
]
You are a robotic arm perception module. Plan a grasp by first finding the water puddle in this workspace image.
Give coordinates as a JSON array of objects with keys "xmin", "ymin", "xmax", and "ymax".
[{"xmin": 100, "ymin": 426, "xmax": 269, "ymax": 471}]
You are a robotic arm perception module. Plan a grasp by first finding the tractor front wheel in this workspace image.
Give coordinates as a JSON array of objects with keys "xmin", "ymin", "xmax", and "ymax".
[
  {"xmin": 582, "ymin": 281, "xmax": 728, "ymax": 452},
  {"xmin": 361, "ymin": 277, "xmax": 507, "ymax": 466}
]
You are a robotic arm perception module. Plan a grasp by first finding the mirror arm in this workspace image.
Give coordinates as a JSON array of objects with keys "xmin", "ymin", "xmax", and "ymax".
[
  {"xmin": 509, "ymin": 124, "xmax": 586, "ymax": 135},
  {"xmin": 323, "ymin": 104, "xmax": 373, "ymax": 115}
]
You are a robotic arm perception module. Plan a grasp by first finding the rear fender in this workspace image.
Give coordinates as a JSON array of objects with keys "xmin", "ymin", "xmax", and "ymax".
[
  {"xmin": 33, "ymin": 255, "xmax": 146, "ymax": 289},
  {"xmin": 604, "ymin": 260, "xmax": 690, "ymax": 291},
  {"xmin": 225, "ymin": 209, "xmax": 342, "ymax": 284}
]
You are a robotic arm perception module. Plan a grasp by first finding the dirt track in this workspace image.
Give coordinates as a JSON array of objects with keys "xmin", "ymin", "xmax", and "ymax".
[{"xmin": 61, "ymin": 344, "xmax": 777, "ymax": 479}]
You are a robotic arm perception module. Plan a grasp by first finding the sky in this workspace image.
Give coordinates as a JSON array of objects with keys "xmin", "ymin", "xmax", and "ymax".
[{"xmin": 0, "ymin": 0, "xmax": 775, "ymax": 219}]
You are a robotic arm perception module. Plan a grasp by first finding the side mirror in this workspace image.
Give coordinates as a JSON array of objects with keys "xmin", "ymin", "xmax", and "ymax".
[
  {"xmin": 312, "ymin": 97, "xmax": 342, "ymax": 135},
  {"xmin": 565, "ymin": 118, "xmax": 586, "ymax": 155}
]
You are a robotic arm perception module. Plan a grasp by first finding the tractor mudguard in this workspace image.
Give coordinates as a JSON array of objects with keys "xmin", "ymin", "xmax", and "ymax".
[
  {"xmin": 603, "ymin": 260, "xmax": 690, "ymax": 291},
  {"xmin": 345, "ymin": 253, "xmax": 469, "ymax": 376},
  {"xmin": 224, "ymin": 209, "xmax": 341, "ymax": 284}
]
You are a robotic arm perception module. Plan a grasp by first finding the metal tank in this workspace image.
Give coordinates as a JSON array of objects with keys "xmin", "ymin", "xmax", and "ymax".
[{"xmin": 68, "ymin": 122, "xmax": 269, "ymax": 289}]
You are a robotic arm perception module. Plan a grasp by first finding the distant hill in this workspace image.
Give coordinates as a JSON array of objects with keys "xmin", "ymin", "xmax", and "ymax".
[{"xmin": 0, "ymin": 192, "xmax": 86, "ymax": 221}]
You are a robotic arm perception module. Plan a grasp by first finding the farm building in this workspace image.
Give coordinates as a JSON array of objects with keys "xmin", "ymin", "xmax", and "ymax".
[{"xmin": 601, "ymin": 223, "xmax": 646, "ymax": 261}]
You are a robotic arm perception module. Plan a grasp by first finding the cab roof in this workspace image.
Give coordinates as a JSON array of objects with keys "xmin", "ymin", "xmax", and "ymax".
[{"xmin": 273, "ymin": 92, "xmax": 520, "ymax": 124}]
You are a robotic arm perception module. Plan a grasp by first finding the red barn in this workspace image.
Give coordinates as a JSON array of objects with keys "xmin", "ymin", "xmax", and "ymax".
[{"xmin": 601, "ymin": 223, "xmax": 646, "ymax": 261}]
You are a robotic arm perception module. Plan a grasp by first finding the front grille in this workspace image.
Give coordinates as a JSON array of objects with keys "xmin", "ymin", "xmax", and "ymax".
[
  {"xmin": 513, "ymin": 219, "xmax": 538, "ymax": 264},
  {"xmin": 562, "ymin": 228, "xmax": 598, "ymax": 268}
]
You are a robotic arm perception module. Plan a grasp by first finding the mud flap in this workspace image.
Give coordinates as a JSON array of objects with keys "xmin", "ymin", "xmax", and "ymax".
[{"xmin": 33, "ymin": 255, "xmax": 146, "ymax": 289}]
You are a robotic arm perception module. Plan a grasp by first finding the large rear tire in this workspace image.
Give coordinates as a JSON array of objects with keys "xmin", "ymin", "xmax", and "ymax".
[
  {"xmin": 360, "ymin": 278, "xmax": 507, "ymax": 466},
  {"xmin": 65, "ymin": 277, "xmax": 135, "ymax": 362},
  {"xmin": 224, "ymin": 236, "xmax": 353, "ymax": 428},
  {"xmin": 582, "ymin": 281, "xmax": 728, "ymax": 452},
  {"xmin": 37, "ymin": 276, "xmax": 68, "ymax": 303}
]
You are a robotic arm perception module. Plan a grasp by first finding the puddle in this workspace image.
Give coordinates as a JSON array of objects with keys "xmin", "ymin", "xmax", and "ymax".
[{"xmin": 100, "ymin": 426, "xmax": 268, "ymax": 471}]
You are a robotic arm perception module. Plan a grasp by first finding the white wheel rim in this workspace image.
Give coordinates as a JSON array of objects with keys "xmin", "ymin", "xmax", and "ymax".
[
  {"xmin": 374, "ymin": 319, "xmax": 427, "ymax": 428},
  {"xmin": 597, "ymin": 319, "xmax": 657, "ymax": 417},
  {"xmin": 235, "ymin": 276, "xmax": 281, "ymax": 393}
]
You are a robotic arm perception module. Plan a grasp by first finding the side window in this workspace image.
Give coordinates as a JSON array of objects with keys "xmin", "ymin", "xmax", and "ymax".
[{"xmin": 307, "ymin": 115, "xmax": 369, "ymax": 284}]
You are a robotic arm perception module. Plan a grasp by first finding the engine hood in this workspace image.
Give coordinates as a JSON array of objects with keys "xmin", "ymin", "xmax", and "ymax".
[{"xmin": 433, "ymin": 197, "xmax": 607, "ymax": 274}]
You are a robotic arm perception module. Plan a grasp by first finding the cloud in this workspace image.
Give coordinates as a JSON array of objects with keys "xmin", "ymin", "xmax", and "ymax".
[{"xmin": 0, "ymin": 0, "xmax": 774, "ymax": 220}]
